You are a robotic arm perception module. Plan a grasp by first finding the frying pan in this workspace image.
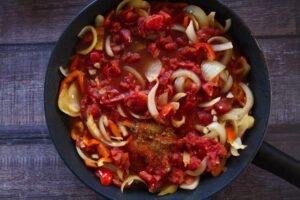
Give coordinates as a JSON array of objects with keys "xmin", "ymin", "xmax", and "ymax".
[{"xmin": 44, "ymin": 0, "xmax": 300, "ymax": 199}]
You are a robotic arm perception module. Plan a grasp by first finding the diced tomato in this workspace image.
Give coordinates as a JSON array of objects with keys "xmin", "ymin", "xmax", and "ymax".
[
  {"xmin": 124, "ymin": 90, "xmax": 148, "ymax": 112},
  {"xmin": 197, "ymin": 111, "xmax": 213, "ymax": 126},
  {"xmin": 95, "ymin": 167, "xmax": 113, "ymax": 186},
  {"xmin": 144, "ymin": 11, "xmax": 172, "ymax": 31},
  {"xmin": 89, "ymin": 51, "xmax": 101, "ymax": 63},
  {"xmin": 168, "ymin": 168, "xmax": 184, "ymax": 184},
  {"xmin": 88, "ymin": 104, "xmax": 101, "ymax": 119},
  {"xmin": 120, "ymin": 28, "xmax": 132, "ymax": 44},
  {"xmin": 214, "ymin": 98, "xmax": 233, "ymax": 115},
  {"xmin": 197, "ymin": 27, "xmax": 220, "ymax": 42}
]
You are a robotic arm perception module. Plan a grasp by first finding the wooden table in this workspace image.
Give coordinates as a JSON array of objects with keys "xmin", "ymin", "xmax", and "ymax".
[{"xmin": 0, "ymin": 0, "xmax": 299, "ymax": 199}]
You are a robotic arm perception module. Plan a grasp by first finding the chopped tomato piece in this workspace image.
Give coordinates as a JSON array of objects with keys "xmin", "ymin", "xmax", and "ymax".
[
  {"xmin": 193, "ymin": 43, "xmax": 216, "ymax": 61},
  {"xmin": 95, "ymin": 167, "xmax": 113, "ymax": 186}
]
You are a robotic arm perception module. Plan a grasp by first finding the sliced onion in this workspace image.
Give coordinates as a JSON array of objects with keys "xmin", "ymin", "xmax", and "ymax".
[
  {"xmin": 183, "ymin": 151, "xmax": 190, "ymax": 167},
  {"xmin": 77, "ymin": 25, "xmax": 98, "ymax": 55},
  {"xmin": 117, "ymin": 0, "xmax": 150, "ymax": 14},
  {"xmin": 180, "ymin": 176, "xmax": 200, "ymax": 190},
  {"xmin": 201, "ymin": 61, "xmax": 226, "ymax": 81},
  {"xmin": 207, "ymin": 11, "xmax": 216, "ymax": 26},
  {"xmin": 98, "ymin": 115, "xmax": 112, "ymax": 142},
  {"xmin": 195, "ymin": 124, "xmax": 209, "ymax": 134},
  {"xmin": 171, "ymin": 69, "xmax": 201, "ymax": 91},
  {"xmin": 237, "ymin": 114, "xmax": 255, "ymax": 137},
  {"xmin": 198, "ymin": 97, "xmax": 221, "ymax": 108},
  {"xmin": 86, "ymin": 115, "xmax": 102, "ymax": 140},
  {"xmin": 185, "ymin": 20, "xmax": 199, "ymax": 44},
  {"xmin": 147, "ymin": 80, "xmax": 159, "ymax": 118},
  {"xmin": 116, "ymin": 0, "xmax": 132, "ymax": 14},
  {"xmin": 207, "ymin": 36, "xmax": 233, "ymax": 65},
  {"xmin": 221, "ymin": 75, "xmax": 233, "ymax": 93},
  {"xmin": 59, "ymin": 66, "xmax": 69, "ymax": 77},
  {"xmin": 123, "ymin": 66, "xmax": 146, "ymax": 88},
  {"xmin": 222, "ymin": 83, "xmax": 254, "ymax": 120},
  {"xmin": 101, "ymin": 139, "xmax": 128, "ymax": 147},
  {"xmin": 105, "ymin": 35, "xmax": 114, "ymax": 57},
  {"xmin": 117, "ymin": 169, "xmax": 124, "ymax": 181},
  {"xmin": 223, "ymin": 19, "xmax": 232, "ymax": 33},
  {"xmin": 76, "ymin": 146, "xmax": 97, "ymax": 164},
  {"xmin": 158, "ymin": 92, "xmax": 168, "ymax": 106},
  {"xmin": 171, "ymin": 24, "xmax": 186, "ymax": 32},
  {"xmin": 121, "ymin": 175, "xmax": 146, "ymax": 192},
  {"xmin": 145, "ymin": 59, "xmax": 162, "ymax": 82},
  {"xmin": 232, "ymin": 137, "xmax": 247, "ymax": 150},
  {"xmin": 184, "ymin": 5, "xmax": 209, "ymax": 27},
  {"xmin": 210, "ymin": 42, "xmax": 233, "ymax": 52},
  {"xmin": 188, "ymin": 14, "xmax": 200, "ymax": 30},
  {"xmin": 186, "ymin": 157, "xmax": 207, "ymax": 176},
  {"xmin": 171, "ymin": 116, "xmax": 186, "ymax": 128},
  {"xmin": 174, "ymin": 77, "xmax": 186, "ymax": 93},
  {"xmin": 95, "ymin": 15, "xmax": 104, "ymax": 27},
  {"xmin": 207, "ymin": 122, "xmax": 226, "ymax": 144},
  {"xmin": 172, "ymin": 92, "xmax": 187, "ymax": 102},
  {"xmin": 129, "ymin": 111, "xmax": 151, "ymax": 119},
  {"xmin": 158, "ymin": 184, "xmax": 178, "ymax": 196},
  {"xmin": 230, "ymin": 146, "xmax": 240, "ymax": 156},
  {"xmin": 240, "ymin": 58, "xmax": 251, "ymax": 77},
  {"xmin": 117, "ymin": 104, "xmax": 127, "ymax": 118},
  {"xmin": 67, "ymin": 83, "xmax": 81, "ymax": 113},
  {"xmin": 118, "ymin": 123, "xmax": 129, "ymax": 137},
  {"xmin": 170, "ymin": 102, "xmax": 180, "ymax": 110}
]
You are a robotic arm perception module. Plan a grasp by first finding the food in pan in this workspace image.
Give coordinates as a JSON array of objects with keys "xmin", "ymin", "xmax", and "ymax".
[{"xmin": 58, "ymin": 0, "xmax": 254, "ymax": 195}]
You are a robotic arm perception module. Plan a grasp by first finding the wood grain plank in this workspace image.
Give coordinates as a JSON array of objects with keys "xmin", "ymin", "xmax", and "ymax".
[
  {"xmin": 0, "ymin": 0, "xmax": 299, "ymax": 45},
  {"xmin": 0, "ymin": 38, "xmax": 299, "ymax": 135},
  {"xmin": 0, "ymin": 140, "xmax": 299, "ymax": 199}
]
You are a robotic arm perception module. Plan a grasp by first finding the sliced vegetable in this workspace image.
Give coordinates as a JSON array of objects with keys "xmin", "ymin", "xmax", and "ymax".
[
  {"xmin": 117, "ymin": 104, "xmax": 127, "ymax": 117},
  {"xmin": 59, "ymin": 66, "xmax": 69, "ymax": 77},
  {"xmin": 207, "ymin": 122, "xmax": 226, "ymax": 144},
  {"xmin": 180, "ymin": 176, "xmax": 200, "ymax": 190},
  {"xmin": 171, "ymin": 116, "xmax": 186, "ymax": 128},
  {"xmin": 76, "ymin": 146, "xmax": 97, "ymax": 164},
  {"xmin": 183, "ymin": 151, "xmax": 191, "ymax": 167},
  {"xmin": 174, "ymin": 77, "xmax": 186, "ymax": 93},
  {"xmin": 105, "ymin": 35, "xmax": 114, "ymax": 57},
  {"xmin": 145, "ymin": 59, "xmax": 162, "ymax": 82},
  {"xmin": 186, "ymin": 157, "xmax": 207, "ymax": 176},
  {"xmin": 193, "ymin": 43, "xmax": 216, "ymax": 61},
  {"xmin": 171, "ymin": 24, "xmax": 186, "ymax": 32},
  {"xmin": 172, "ymin": 92, "xmax": 187, "ymax": 102},
  {"xmin": 77, "ymin": 25, "xmax": 98, "ymax": 55},
  {"xmin": 198, "ymin": 97, "xmax": 221, "ymax": 108},
  {"xmin": 171, "ymin": 69, "xmax": 201, "ymax": 91},
  {"xmin": 123, "ymin": 66, "xmax": 146, "ymax": 88},
  {"xmin": 95, "ymin": 167, "xmax": 113, "ymax": 186},
  {"xmin": 121, "ymin": 175, "xmax": 146, "ymax": 192},
  {"xmin": 95, "ymin": 15, "xmax": 105, "ymax": 27},
  {"xmin": 147, "ymin": 79, "xmax": 160, "ymax": 118},
  {"xmin": 185, "ymin": 21, "xmax": 198, "ymax": 43},
  {"xmin": 201, "ymin": 61, "xmax": 225, "ymax": 81},
  {"xmin": 207, "ymin": 36, "xmax": 232, "ymax": 65},
  {"xmin": 158, "ymin": 184, "xmax": 178, "ymax": 196},
  {"xmin": 184, "ymin": 5, "xmax": 209, "ymax": 27}
]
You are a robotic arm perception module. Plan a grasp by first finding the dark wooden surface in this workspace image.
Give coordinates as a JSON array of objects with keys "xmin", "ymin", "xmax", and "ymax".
[{"xmin": 0, "ymin": 0, "xmax": 300, "ymax": 199}]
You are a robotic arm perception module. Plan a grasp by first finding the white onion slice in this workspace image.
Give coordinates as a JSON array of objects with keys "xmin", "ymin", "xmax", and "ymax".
[
  {"xmin": 232, "ymin": 137, "xmax": 247, "ymax": 150},
  {"xmin": 237, "ymin": 114, "xmax": 255, "ymax": 137},
  {"xmin": 198, "ymin": 97, "xmax": 221, "ymax": 108},
  {"xmin": 95, "ymin": 15, "xmax": 104, "ymax": 27},
  {"xmin": 230, "ymin": 146, "xmax": 240, "ymax": 156},
  {"xmin": 121, "ymin": 175, "xmax": 145, "ymax": 192},
  {"xmin": 171, "ymin": 69, "xmax": 201, "ymax": 91},
  {"xmin": 147, "ymin": 80, "xmax": 159, "ymax": 118},
  {"xmin": 180, "ymin": 176, "xmax": 200, "ymax": 190},
  {"xmin": 222, "ymin": 83, "xmax": 254, "ymax": 120},
  {"xmin": 174, "ymin": 77, "xmax": 186, "ymax": 93},
  {"xmin": 171, "ymin": 116, "xmax": 186, "ymax": 128},
  {"xmin": 184, "ymin": 5, "xmax": 209, "ymax": 27},
  {"xmin": 171, "ymin": 24, "xmax": 186, "ymax": 32},
  {"xmin": 186, "ymin": 157, "xmax": 207, "ymax": 176},
  {"xmin": 59, "ymin": 66, "xmax": 69, "ymax": 77},
  {"xmin": 105, "ymin": 35, "xmax": 114, "ymax": 57},
  {"xmin": 117, "ymin": 0, "xmax": 150, "ymax": 14},
  {"xmin": 185, "ymin": 20, "xmax": 199, "ymax": 44},
  {"xmin": 201, "ymin": 61, "xmax": 226, "ymax": 81},
  {"xmin": 188, "ymin": 14, "xmax": 199, "ymax": 30},
  {"xmin": 170, "ymin": 102, "xmax": 180, "ymax": 110},
  {"xmin": 129, "ymin": 111, "xmax": 151, "ymax": 119},
  {"xmin": 77, "ymin": 25, "xmax": 98, "ymax": 55},
  {"xmin": 221, "ymin": 75, "xmax": 233, "ymax": 93},
  {"xmin": 117, "ymin": 104, "xmax": 127, "ymax": 118},
  {"xmin": 158, "ymin": 184, "xmax": 178, "ymax": 196},
  {"xmin": 76, "ymin": 146, "xmax": 97, "ymax": 164},
  {"xmin": 86, "ymin": 115, "xmax": 102, "ymax": 140},
  {"xmin": 207, "ymin": 122, "xmax": 226, "ymax": 144},
  {"xmin": 207, "ymin": 11, "xmax": 216, "ymax": 26},
  {"xmin": 223, "ymin": 19, "xmax": 232, "ymax": 33},
  {"xmin": 210, "ymin": 42, "xmax": 233, "ymax": 52},
  {"xmin": 183, "ymin": 151, "xmax": 190, "ymax": 167},
  {"xmin": 172, "ymin": 92, "xmax": 187, "ymax": 102},
  {"xmin": 123, "ymin": 66, "xmax": 146, "ymax": 88},
  {"xmin": 208, "ymin": 36, "xmax": 233, "ymax": 65},
  {"xmin": 118, "ymin": 123, "xmax": 129, "ymax": 137},
  {"xmin": 158, "ymin": 92, "xmax": 168, "ymax": 106},
  {"xmin": 99, "ymin": 115, "xmax": 112, "ymax": 142},
  {"xmin": 145, "ymin": 59, "xmax": 162, "ymax": 82},
  {"xmin": 195, "ymin": 124, "xmax": 209, "ymax": 134}
]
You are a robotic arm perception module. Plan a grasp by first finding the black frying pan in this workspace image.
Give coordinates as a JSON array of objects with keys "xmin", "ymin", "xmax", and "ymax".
[{"xmin": 44, "ymin": 0, "xmax": 300, "ymax": 199}]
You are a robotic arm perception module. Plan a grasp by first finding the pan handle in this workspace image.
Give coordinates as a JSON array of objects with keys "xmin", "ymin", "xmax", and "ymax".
[{"xmin": 252, "ymin": 141, "xmax": 300, "ymax": 188}]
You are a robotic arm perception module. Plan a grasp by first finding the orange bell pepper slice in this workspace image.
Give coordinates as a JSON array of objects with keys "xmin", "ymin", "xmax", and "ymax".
[
  {"xmin": 69, "ymin": 55, "xmax": 82, "ymax": 72},
  {"xmin": 183, "ymin": 16, "xmax": 189, "ymax": 28},
  {"xmin": 226, "ymin": 125, "xmax": 236, "ymax": 144},
  {"xmin": 59, "ymin": 70, "xmax": 86, "ymax": 95},
  {"xmin": 193, "ymin": 43, "xmax": 216, "ymax": 61},
  {"xmin": 97, "ymin": 143, "xmax": 110, "ymax": 158},
  {"xmin": 85, "ymin": 161, "xmax": 98, "ymax": 168},
  {"xmin": 108, "ymin": 120, "xmax": 122, "ymax": 138}
]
